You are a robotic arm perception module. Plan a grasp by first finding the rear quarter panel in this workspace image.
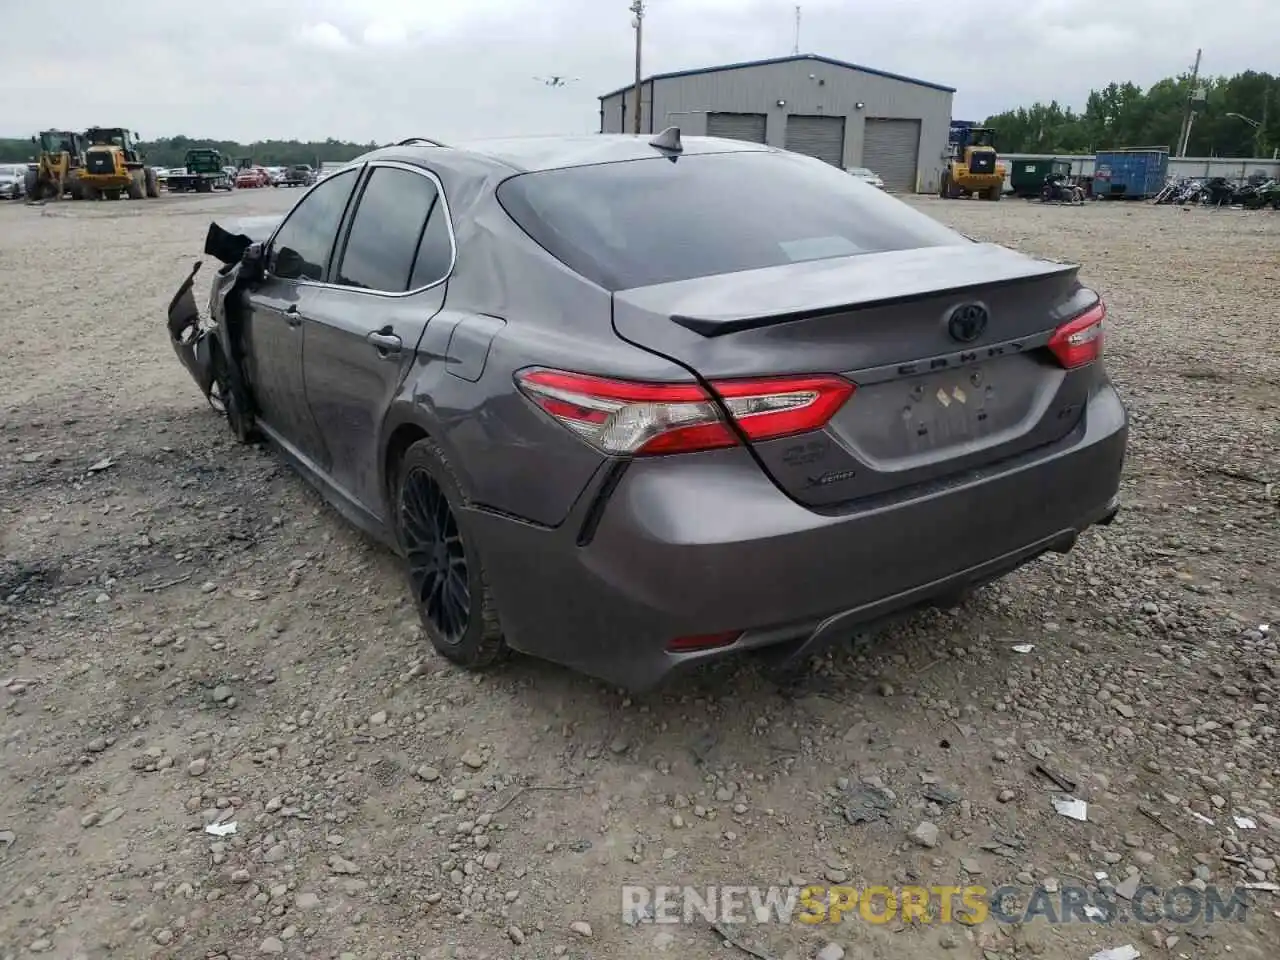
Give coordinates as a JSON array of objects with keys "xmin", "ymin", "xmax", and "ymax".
[{"xmin": 388, "ymin": 190, "xmax": 693, "ymax": 528}]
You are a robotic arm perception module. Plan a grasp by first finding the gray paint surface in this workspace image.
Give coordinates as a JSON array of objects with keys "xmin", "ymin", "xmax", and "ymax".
[
  {"xmin": 706, "ymin": 112, "xmax": 768, "ymax": 143},
  {"xmin": 784, "ymin": 115, "xmax": 846, "ymax": 166},
  {"xmin": 600, "ymin": 55, "xmax": 953, "ymax": 192},
  {"xmin": 862, "ymin": 118, "xmax": 923, "ymax": 192},
  {"xmin": 168, "ymin": 135, "xmax": 1127, "ymax": 691}
]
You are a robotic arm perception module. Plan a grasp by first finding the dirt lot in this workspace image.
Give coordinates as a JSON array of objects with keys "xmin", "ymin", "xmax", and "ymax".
[{"xmin": 1, "ymin": 189, "xmax": 1277, "ymax": 960}]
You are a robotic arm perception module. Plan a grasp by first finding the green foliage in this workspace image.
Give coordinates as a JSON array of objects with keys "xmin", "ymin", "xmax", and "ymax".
[
  {"xmin": 0, "ymin": 133, "xmax": 379, "ymax": 166},
  {"xmin": 983, "ymin": 71, "xmax": 1279, "ymax": 157}
]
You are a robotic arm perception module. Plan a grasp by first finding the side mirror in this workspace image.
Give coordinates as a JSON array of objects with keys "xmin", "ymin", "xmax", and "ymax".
[
  {"xmin": 271, "ymin": 245, "xmax": 309, "ymax": 281},
  {"xmin": 242, "ymin": 241, "xmax": 268, "ymax": 281},
  {"xmin": 30, "ymin": 136, "xmax": 36, "ymax": 145}
]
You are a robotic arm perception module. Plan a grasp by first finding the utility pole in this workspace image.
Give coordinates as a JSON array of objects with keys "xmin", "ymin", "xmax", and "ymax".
[
  {"xmin": 630, "ymin": 0, "xmax": 645, "ymax": 135},
  {"xmin": 793, "ymin": 6, "xmax": 801, "ymax": 56},
  {"xmin": 1177, "ymin": 49, "xmax": 1201, "ymax": 158}
]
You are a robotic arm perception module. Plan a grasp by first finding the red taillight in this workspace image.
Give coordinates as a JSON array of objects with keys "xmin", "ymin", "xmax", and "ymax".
[
  {"xmin": 667, "ymin": 630, "xmax": 742, "ymax": 653},
  {"xmin": 1048, "ymin": 300, "xmax": 1105, "ymax": 369},
  {"xmin": 515, "ymin": 369, "xmax": 854, "ymax": 456}
]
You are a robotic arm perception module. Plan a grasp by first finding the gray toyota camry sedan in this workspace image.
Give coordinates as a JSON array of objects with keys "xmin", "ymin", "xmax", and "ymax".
[{"xmin": 166, "ymin": 131, "xmax": 1127, "ymax": 690}]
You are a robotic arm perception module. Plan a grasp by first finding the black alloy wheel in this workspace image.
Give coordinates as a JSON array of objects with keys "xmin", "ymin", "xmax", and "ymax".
[
  {"xmin": 401, "ymin": 466, "xmax": 470, "ymax": 644},
  {"xmin": 394, "ymin": 438, "xmax": 506, "ymax": 668}
]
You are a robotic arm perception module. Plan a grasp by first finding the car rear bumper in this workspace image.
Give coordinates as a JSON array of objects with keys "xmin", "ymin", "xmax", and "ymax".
[{"xmin": 468, "ymin": 381, "xmax": 1128, "ymax": 690}]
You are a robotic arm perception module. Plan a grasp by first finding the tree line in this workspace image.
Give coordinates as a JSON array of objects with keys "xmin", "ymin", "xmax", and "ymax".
[
  {"xmin": 0, "ymin": 134, "xmax": 377, "ymax": 167},
  {"xmin": 982, "ymin": 70, "xmax": 1277, "ymax": 157}
]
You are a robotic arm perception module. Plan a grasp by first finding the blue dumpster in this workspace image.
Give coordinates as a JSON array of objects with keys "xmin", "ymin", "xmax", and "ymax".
[{"xmin": 1092, "ymin": 149, "xmax": 1169, "ymax": 199}]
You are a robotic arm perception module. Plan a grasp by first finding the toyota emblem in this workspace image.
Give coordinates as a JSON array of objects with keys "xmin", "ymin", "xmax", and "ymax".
[{"xmin": 947, "ymin": 303, "xmax": 989, "ymax": 343}]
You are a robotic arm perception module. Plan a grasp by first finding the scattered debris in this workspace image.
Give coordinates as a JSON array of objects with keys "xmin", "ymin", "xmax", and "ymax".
[
  {"xmin": 1052, "ymin": 795, "xmax": 1088, "ymax": 821},
  {"xmin": 1088, "ymin": 946, "xmax": 1140, "ymax": 960},
  {"xmin": 708, "ymin": 920, "xmax": 780, "ymax": 960},
  {"xmin": 1011, "ymin": 643, "xmax": 1035, "ymax": 654},
  {"xmin": 1234, "ymin": 816, "xmax": 1258, "ymax": 830},
  {"xmin": 842, "ymin": 785, "xmax": 894, "ymax": 824},
  {"xmin": 204, "ymin": 821, "xmax": 237, "ymax": 837},
  {"xmin": 86, "ymin": 457, "xmax": 114, "ymax": 473},
  {"xmin": 1034, "ymin": 763, "xmax": 1077, "ymax": 792}
]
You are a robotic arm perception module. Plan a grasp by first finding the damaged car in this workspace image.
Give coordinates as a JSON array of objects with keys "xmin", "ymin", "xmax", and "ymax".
[{"xmin": 167, "ymin": 131, "xmax": 1127, "ymax": 691}]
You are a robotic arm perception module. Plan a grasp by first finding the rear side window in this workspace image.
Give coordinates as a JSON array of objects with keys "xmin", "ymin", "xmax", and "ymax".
[
  {"xmin": 497, "ymin": 150, "xmax": 967, "ymax": 290},
  {"xmin": 336, "ymin": 167, "xmax": 445, "ymax": 293}
]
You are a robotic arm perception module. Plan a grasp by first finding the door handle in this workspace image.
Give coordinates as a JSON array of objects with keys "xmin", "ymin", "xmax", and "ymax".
[
  {"xmin": 284, "ymin": 304, "xmax": 302, "ymax": 327},
  {"xmin": 367, "ymin": 329, "xmax": 402, "ymax": 358}
]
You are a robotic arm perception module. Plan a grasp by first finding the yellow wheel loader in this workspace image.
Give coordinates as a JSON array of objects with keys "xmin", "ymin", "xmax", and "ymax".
[
  {"xmin": 940, "ymin": 122, "xmax": 1006, "ymax": 201},
  {"xmin": 79, "ymin": 127, "xmax": 159, "ymax": 201},
  {"xmin": 25, "ymin": 130, "xmax": 88, "ymax": 201}
]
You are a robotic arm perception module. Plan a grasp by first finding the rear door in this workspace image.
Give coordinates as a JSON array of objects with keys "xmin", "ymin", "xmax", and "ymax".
[
  {"xmin": 302, "ymin": 161, "xmax": 454, "ymax": 514},
  {"xmin": 498, "ymin": 148, "xmax": 1100, "ymax": 508},
  {"xmin": 244, "ymin": 167, "xmax": 360, "ymax": 465}
]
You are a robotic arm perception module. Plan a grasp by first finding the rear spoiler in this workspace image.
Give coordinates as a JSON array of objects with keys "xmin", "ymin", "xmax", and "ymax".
[{"xmin": 665, "ymin": 246, "xmax": 1078, "ymax": 337}]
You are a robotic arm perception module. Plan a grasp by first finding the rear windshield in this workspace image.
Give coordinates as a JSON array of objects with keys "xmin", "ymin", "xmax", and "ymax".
[{"xmin": 497, "ymin": 149, "xmax": 966, "ymax": 290}]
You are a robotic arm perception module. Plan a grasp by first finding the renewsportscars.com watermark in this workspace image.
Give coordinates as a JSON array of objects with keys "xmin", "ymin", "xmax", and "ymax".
[{"xmin": 621, "ymin": 884, "xmax": 1254, "ymax": 927}]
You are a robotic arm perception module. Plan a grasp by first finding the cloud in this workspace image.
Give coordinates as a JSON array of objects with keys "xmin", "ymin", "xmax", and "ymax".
[
  {"xmin": 0, "ymin": 0, "xmax": 1274, "ymax": 143},
  {"xmin": 297, "ymin": 21, "xmax": 351, "ymax": 50},
  {"xmin": 363, "ymin": 20, "xmax": 409, "ymax": 47}
]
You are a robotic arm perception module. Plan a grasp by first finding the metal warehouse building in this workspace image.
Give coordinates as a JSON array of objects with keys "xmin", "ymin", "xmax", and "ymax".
[{"xmin": 598, "ymin": 54, "xmax": 954, "ymax": 193}]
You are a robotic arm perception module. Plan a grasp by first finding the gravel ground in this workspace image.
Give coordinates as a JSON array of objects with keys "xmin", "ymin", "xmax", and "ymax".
[{"xmin": 1, "ymin": 190, "xmax": 1277, "ymax": 960}]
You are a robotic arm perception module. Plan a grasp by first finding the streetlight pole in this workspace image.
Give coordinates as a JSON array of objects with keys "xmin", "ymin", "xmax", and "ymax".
[
  {"xmin": 1227, "ymin": 112, "xmax": 1263, "ymax": 157},
  {"xmin": 630, "ymin": 0, "xmax": 645, "ymax": 135}
]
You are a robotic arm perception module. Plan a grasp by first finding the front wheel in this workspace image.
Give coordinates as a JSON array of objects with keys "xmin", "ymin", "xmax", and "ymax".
[
  {"xmin": 394, "ymin": 438, "xmax": 507, "ymax": 670},
  {"xmin": 209, "ymin": 346, "xmax": 259, "ymax": 444},
  {"xmin": 145, "ymin": 168, "xmax": 160, "ymax": 198}
]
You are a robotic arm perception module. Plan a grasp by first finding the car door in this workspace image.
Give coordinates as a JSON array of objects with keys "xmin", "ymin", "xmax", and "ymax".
[
  {"xmin": 242, "ymin": 166, "xmax": 360, "ymax": 468},
  {"xmin": 301, "ymin": 161, "xmax": 455, "ymax": 515}
]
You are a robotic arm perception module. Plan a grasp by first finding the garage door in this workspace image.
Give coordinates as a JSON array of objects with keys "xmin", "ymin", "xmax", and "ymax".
[
  {"xmin": 784, "ymin": 115, "xmax": 846, "ymax": 166},
  {"xmin": 861, "ymin": 119, "xmax": 922, "ymax": 192},
  {"xmin": 706, "ymin": 112, "xmax": 767, "ymax": 144}
]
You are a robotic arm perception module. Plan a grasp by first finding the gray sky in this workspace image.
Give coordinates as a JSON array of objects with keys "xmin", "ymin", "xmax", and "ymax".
[{"xmin": 1, "ymin": 0, "xmax": 1273, "ymax": 142}]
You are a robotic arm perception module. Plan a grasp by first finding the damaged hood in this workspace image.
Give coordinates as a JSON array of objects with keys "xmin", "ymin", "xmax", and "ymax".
[{"xmin": 204, "ymin": 215, "xmax": 283, "ymax": 264}]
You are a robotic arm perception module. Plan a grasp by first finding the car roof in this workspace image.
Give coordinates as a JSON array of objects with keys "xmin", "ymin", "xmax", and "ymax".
[{"xmin": 351, "ymin": 134, "xmax": 772, "ymax": 176}]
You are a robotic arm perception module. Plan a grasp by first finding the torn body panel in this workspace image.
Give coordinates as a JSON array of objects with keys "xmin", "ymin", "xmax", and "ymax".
[{"xmin": 166, "ymin": 219, "xmax": 276, "ymax": 424}]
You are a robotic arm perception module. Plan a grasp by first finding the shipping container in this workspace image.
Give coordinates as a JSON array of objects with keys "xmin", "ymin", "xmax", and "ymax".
[
  {"xmin": 1009, "ymin": 158, "xmax": 1071, "ymax": 197},
  {"xmin": 1091, "ymin": 148, "xmax": 1169, "ymax": 199}
]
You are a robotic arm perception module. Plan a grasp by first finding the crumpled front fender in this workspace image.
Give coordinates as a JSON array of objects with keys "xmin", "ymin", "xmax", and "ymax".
[
  {"xmin": 167, "ymin": 260, "xmax": 218, "ymax": 398},
  {"xmin": 167, "ymin": 217, "xmax": 262, "ymax": 405}
]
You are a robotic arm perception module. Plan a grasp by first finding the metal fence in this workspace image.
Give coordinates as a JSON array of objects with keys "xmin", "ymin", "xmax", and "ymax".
[{"xmin": 1000, "ymin": 153, "xmax": 1280, "ymax": 186}]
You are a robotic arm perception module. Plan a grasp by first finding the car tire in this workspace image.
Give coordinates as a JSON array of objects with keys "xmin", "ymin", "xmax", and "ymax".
[
  {"xmin": 393, "ymin": 437, "xmax": 507, "ymax": 670},
  {"xmin": 210, "ymin": 345, "xmax": 259, "ymax": 444}
]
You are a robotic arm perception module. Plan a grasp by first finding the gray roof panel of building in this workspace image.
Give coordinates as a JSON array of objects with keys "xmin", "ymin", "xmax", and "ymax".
[{"xmin": 598, "ymin": 53, "xmax": 955, "ymax": 99}]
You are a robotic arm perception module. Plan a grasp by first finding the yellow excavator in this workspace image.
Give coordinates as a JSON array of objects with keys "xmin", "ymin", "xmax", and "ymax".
[
  {"xmin": 79, "ymin": 127, "xmax": 159, "ymax": 200},
  {"xmin": 25, "ymin": 130, "xmax": 89, "ymax": 201},
  {"xmin": 940, "ymin": 122, "xmax": 1005, "ymax": 201}
]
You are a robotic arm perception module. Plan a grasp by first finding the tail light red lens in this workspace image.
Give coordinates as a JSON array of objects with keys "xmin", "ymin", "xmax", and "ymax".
[
  {"xmin": 667, "ymin": 630, "xmax": 742, "ymax": 653},
  {"xmin": 515, "ymin": 369, "xmax": 854, "ymax": 456},
  {"xmin": 1048, "ymin": 300, "xmax": 1105, "ymax": 369}
]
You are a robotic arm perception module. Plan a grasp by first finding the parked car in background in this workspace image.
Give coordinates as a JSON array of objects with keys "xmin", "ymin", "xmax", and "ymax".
[
  {"xmin": 279, "ymin": 164, "xmax": 317, "ymax": 187},
  {"xmin": 166, "ymin": 133, "xmax": 1127, "ymax": 691},
  {"xmin": 846, "ymin": 166, "xmax": 885, "ymax": 189},
  {"xmin": 265, "ymin": 166, "xmax": 286, "ymax": 186},
  {"xmin": 0, "ymin": 163, "xmax": 31, "ymax": 199},
  {"xmin": 234, "ymin": 166, "xmax": 270, "ymax": 188}
]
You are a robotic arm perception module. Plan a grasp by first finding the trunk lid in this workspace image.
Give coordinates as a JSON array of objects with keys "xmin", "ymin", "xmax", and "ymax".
[{"xmin": 612, "ymin": 243, "xmax": 1096, "ymax": 507}]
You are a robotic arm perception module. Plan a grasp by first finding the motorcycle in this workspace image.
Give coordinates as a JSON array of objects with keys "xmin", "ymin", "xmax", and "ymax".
[{"xmin": 1040, "ymin": 172, "xmax": 1084, "ymax": 205}]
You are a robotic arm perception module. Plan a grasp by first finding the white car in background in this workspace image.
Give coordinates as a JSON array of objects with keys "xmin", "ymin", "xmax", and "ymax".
[
  {"xmin": 0, "ymin": 163, "xmax": 29, "ymax": 199},
  {"xmin": 845, "ymin": 166, "xmax": 885, "ymax": 189}
]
